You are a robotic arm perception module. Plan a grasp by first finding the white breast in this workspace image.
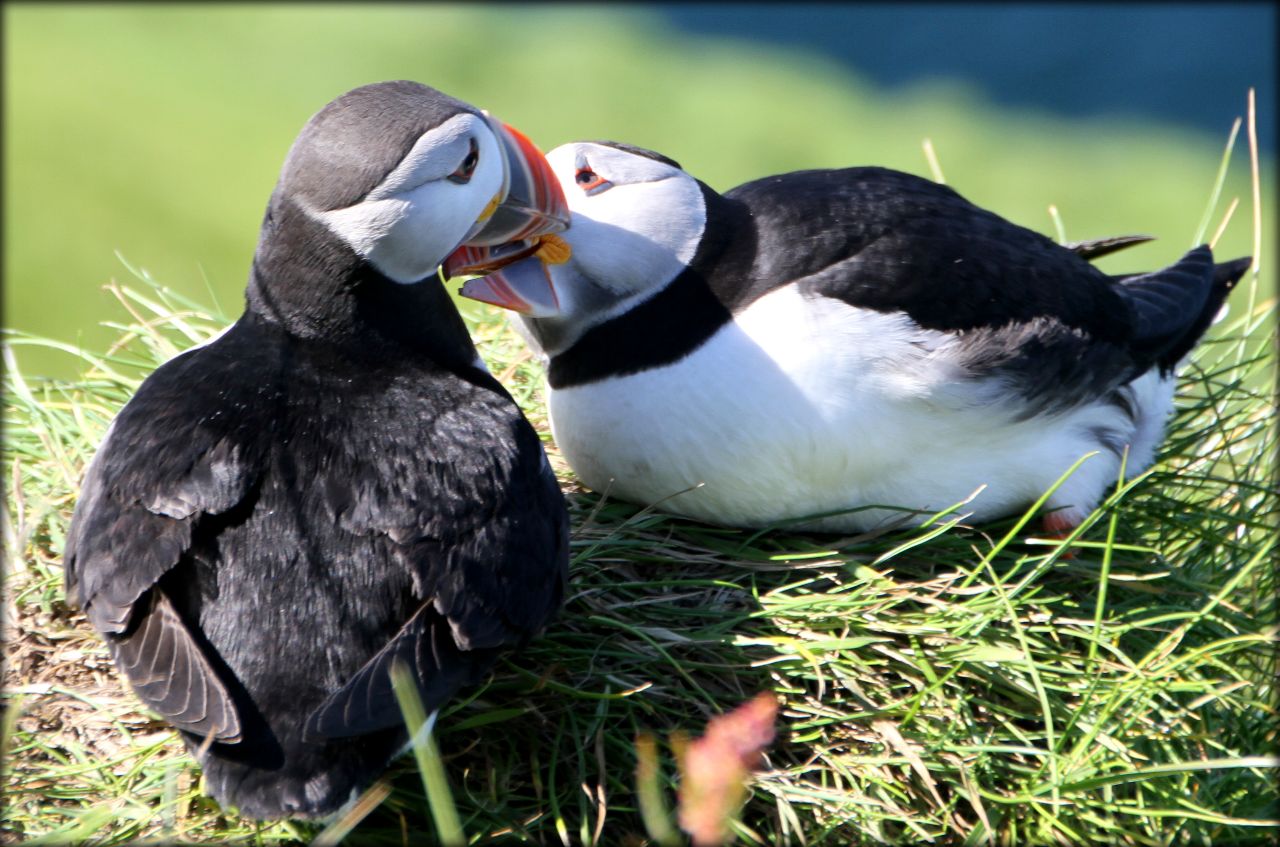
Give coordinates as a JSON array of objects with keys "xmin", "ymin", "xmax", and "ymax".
[{"xmin": 547, "ymin": 286, "xmax": 1173, "ymax": 532}]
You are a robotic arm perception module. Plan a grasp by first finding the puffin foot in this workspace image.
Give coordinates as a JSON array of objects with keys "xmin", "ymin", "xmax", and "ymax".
[
  {"xmin": 1041, "ymin": 511, "xmax": 1079, "ymax": 536},
  {"xmin": 1040, "ymin": 510, "xmax": 1082, "ymax": 559}
]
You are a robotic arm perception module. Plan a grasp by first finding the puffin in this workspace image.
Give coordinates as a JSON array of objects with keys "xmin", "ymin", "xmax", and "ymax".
[
  {"xmin": 63, "ymin": 81, "xmax": 571, "ymax": 820},
  {"xmin": 448, "ymin": 140, "xmax": 1251, "ymax": 534}
]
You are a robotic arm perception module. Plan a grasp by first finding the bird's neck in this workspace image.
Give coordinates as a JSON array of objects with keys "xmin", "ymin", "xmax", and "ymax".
[
  {"xmin": 245, "ymin": 195, "xmax": 477, "ymax": 370},
  {"xmin": 546, "ymin": 184, "xmax": 753, "ymax": 389}
]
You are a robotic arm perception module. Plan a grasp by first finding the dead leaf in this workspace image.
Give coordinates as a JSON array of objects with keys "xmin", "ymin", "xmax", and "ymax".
[{"xmin": 677, "ymin": 692, "xmax": 778, "ymax": 847}]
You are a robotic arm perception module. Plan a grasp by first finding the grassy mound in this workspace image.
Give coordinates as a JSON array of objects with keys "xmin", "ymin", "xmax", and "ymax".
[
  {"xmin": 5, "ymin": 273, "xmax": 1275, "ymax": 846},
  {"xmin": 3, "ymin": 114, "xmax": 1276, "ymax": 846}
]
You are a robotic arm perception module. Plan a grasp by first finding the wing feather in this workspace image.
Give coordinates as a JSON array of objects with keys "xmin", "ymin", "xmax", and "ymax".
[
  {"xmin": 1066, "ymin": 234, "xmax": 1155, "ymax": 260},
  {"xmin": 303, "ymin": 602, "xmax": 491, "ymax": 740},
  {"xmin": 64, "ymin": 324, "xmax": 273, "ymax": 744},
  {"xmin": 729, "ymin": 170, "xmax": 1248, "ymax": 412},
  {"xmin": 305, "ymin": 394, "xmax": 568, "ymax": 741},
  {"xmin": 109, "ymin": 589, "xmax": 241, "ymax": 742}
]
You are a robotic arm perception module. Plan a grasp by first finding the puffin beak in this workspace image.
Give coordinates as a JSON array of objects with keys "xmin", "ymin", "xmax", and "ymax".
[
  {"xmin": 444, "ymin": 240, "xmax": 542, "ymax": 279},
  {"xmin": 444, "ymin": 118, "xmax": 568, "ymax": 311},
  {"xmin": 461, "ymin": 119, "xmax": 569, "ymax": 248},
  {"xmin": 458, "ymin": 253, "xmax": 561, "ymax": 317}
]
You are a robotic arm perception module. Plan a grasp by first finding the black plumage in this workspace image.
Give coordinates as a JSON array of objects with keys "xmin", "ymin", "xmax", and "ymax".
[
  {"xmin": 548, "ymin": 163, "xmax": 1249, "ymax": 403},
  {"xmin": 63, "ymin": 82, "xmax": 568, "ymax": 819}
]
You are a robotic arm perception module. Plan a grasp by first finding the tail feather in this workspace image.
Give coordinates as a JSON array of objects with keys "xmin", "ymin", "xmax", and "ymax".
[
  {"xmin": 1156, "ymin": 253, "xmax": 1251, "ymax": 369},
  {"xmin": 1067, "ymin": 233, "xmax": 1155, "ymax": 261},
  {"xmin": 1112, "ymin": 245, "xmax": 1252, "ymax": 370}
]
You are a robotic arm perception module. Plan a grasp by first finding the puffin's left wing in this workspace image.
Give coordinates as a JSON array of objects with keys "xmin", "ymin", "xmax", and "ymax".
[
  {"xmin": 64, "ymin": 338, "xmax": 271, "ymax": 743},
  {"xmin": 303, "ymin": 601, "xmax": 490, "ymax": 739}
]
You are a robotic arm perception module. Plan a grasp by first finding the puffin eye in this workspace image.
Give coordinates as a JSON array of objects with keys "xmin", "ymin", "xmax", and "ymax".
[
  {"xmin": 575, "ymin": 167, "xmax": 610, "ymax": 193},
  {"xmin": 448, "ymin": 139, "xmax": 480, "ymax": 184}
]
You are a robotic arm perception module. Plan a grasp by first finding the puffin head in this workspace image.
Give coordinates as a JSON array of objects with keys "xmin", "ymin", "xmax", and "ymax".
[
  {"xmin": 447, "ymin": 140, "xmax": 707, "ymax": 355},
  {"xmin": 259, "ymin": 81, "xmax": 567, "ymax": 287}
]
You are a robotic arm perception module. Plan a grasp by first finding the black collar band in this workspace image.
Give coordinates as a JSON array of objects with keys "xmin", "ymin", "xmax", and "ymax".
[{"xmin": 547, "ymin": 182, "xmax": 753, "ymax": 389}]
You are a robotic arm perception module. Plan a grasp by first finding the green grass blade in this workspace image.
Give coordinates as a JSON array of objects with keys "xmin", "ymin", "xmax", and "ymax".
[{"xmin": 390, "ymin": 660, "xmax": 465, "ymax": 847}]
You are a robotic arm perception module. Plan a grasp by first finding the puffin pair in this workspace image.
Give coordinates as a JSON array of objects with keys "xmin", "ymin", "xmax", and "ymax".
[
  {"xmin": 68, "ymin": 83, "xmax": 1249, "ymax": 821},
  {"xmin": 64, "ymin": 82, "xmax": 570, "ymax": 819},
  {"xmin": 452, "ymin": 141, "xmax": 1251, "ymax": 534}
]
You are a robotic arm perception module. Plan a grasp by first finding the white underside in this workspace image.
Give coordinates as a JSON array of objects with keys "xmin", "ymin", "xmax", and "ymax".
[{"xmin": 548, "ymin": 286, "xmax": 1176, "ymax": 532}]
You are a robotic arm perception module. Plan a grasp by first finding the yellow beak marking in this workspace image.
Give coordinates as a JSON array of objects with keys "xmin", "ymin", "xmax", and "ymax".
[
  {"xmin": 477, "ymin": 192, "xmax": 502, "ymax": 223},
  {"xmin": 533, "ymin": 233, "xmax": 572, "ymax": 265}
]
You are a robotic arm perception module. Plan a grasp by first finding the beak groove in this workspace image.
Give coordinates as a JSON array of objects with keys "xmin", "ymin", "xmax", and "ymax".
[
  {"xmin": 465, "ymin": 119, "xmax": 569, "ymax": 247},
  {"xmin": 444, "ymin": 116, "xmax": 569, "ymax": 289},
  {"xmin": 444, "ymin": 241, "xmax": 542, "ymax": 280}
]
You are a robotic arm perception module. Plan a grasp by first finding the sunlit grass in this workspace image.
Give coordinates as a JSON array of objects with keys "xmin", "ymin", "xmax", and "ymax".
[{"xmin": 4, "ymin": 114, "xmax": 1277, "ymax": 844}]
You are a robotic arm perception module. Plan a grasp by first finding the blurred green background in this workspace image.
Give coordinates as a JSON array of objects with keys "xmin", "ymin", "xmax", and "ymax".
[{"xmin": 4, "ymin": 3, "xmax": 1273, "ymax": 378}]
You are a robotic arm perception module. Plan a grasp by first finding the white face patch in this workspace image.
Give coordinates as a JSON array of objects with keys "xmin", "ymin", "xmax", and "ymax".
[
  {"xmin": 315, "ymin": 113, "xmax": 505, "ymax": 284},
  {"xmin": 545, "ymin": 143, "xmax": 705, "ymax": 300}
]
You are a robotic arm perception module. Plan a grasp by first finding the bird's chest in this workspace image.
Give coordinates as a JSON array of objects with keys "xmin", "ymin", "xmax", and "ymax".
[{"xmin": 547, "ymin": 288, "xmax": 962, "ymax": 520}]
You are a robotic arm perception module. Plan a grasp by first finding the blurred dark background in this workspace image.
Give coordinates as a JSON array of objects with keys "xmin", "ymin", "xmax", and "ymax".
[{"xmin": 654, "ymin": 3, "xmax": 1275, "ymax": 149}]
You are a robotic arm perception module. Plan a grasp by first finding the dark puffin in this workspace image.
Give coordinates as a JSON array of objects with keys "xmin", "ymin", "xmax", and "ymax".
[
  {"xmin": 450, "ymin": 140, "xmax": 1251, "ymax": 533},
  {"xmin": 63, "ymin": 81, "xmax": 571, "ymax": 819}
]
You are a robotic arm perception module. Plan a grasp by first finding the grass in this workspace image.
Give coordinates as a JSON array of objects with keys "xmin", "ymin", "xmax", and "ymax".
[{"xmin": 4, "ymin": 127, "xmax": 1278, "ymax": 845}]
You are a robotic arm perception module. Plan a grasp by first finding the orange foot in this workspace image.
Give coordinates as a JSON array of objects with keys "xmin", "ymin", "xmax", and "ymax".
[{"xmin": 1041, "ymin": 511, "xmax": 1080, "ymax": 558}]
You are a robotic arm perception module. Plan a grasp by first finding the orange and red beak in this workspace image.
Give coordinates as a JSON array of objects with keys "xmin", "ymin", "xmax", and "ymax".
[
  {"xmin": 445, "ymin": 118, "xmax": 568, "ymax": 317},
  {"xmin": 456, "ymin": 119, "xmax": 569, "ymax": 250},
  {"xmin": 457, "ymin": 251, "xmax": 561, "ymax": 317}
]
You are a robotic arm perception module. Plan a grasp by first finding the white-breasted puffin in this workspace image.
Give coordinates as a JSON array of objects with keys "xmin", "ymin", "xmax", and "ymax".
[
  {"xmin": 63, "ymin": 82, "xmax": 571, "ymax": 820},
  {"xmin": 449, "ymin": 141, "xmax": 1251, "ymax": 534}
]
